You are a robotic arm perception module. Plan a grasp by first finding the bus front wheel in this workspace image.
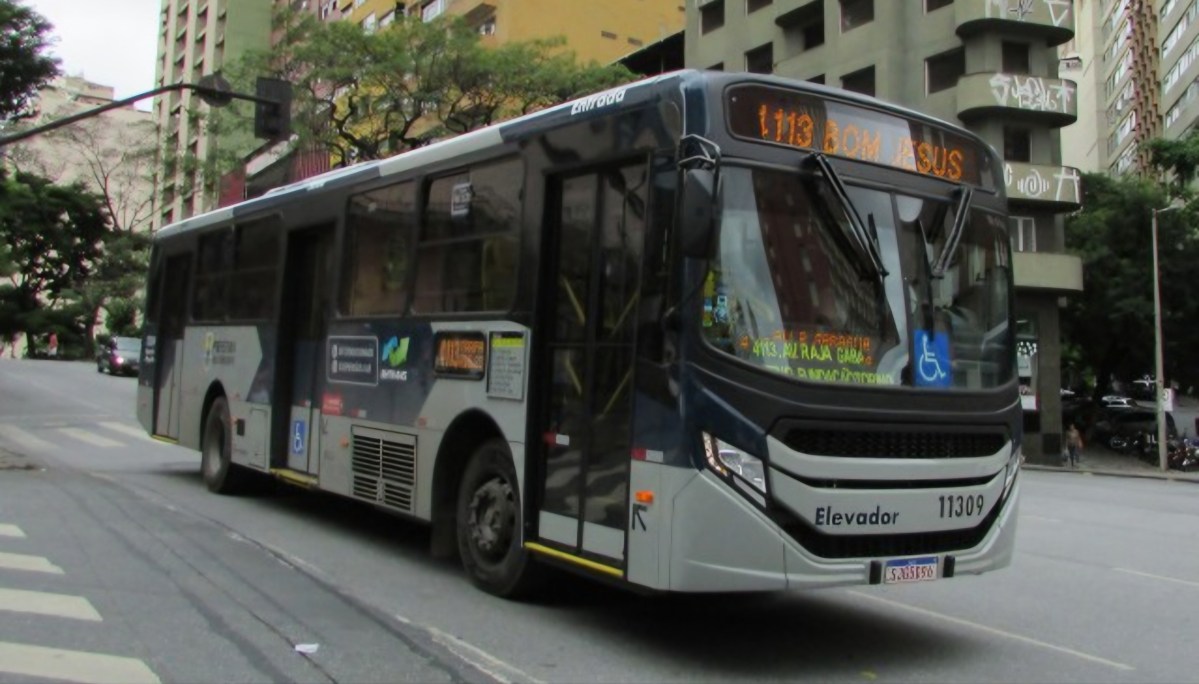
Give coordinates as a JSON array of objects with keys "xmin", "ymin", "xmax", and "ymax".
[
  {"xmin": 456, "ymin": 438, "xmax": 540, "ymax": 597},
  {"xmin": 201, "ymin": 397, "xmax": 246, "ymax": 494}
]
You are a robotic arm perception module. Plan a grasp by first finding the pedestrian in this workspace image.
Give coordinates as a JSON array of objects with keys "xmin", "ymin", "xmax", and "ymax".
[
  {"xmin": 1066, "ymin": 423, "xmax": 1084, "ymax": 468},
  {"xmin": 47, "ymin": 332, "xmax": 58, "ymax": 359}
]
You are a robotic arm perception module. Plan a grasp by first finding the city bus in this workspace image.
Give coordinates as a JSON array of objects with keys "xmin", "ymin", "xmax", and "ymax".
[{"xmin": 137, "ymin": 69, "xmax": 1021, "ymax": 597}]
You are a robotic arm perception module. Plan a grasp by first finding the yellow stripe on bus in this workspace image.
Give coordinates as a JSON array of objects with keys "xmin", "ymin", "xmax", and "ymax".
[
  {"xmin": 524, "ymin": 542, "xmax": 623, "ymax": 578},
  {"xmin": 270, "ymin": 468, "xmax": 318, "ymax": 489},
  {"xmin": 150, "ymin": 434, "xmax": 178, "ymax": 445}
]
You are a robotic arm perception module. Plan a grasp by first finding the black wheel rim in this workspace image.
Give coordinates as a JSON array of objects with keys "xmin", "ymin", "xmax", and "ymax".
[{"xmin": 467, "ymin": 471, "xmax": 516, "ymax": 565}]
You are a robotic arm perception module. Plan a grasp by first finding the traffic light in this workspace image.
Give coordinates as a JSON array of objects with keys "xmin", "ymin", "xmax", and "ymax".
[{"xmin": 254, "ymin": 77, "xmax": 292, "ymax": 140}]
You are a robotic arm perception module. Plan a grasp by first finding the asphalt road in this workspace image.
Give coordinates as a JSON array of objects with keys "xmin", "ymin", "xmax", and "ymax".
[{"xmin": 1, "ymin": 358, "xmax": 1198, "ymax": 683}]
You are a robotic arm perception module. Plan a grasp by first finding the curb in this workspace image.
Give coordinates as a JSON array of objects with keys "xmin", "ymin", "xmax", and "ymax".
[{"xmin": 1022, "ymin": 464, "xmax": 1199, "ymax": 484}]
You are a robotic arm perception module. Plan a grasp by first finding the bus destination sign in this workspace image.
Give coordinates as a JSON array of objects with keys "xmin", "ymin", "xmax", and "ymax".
[{"xmin": 726, "ymin": 85, "xmax": 992, "ymax": 187}]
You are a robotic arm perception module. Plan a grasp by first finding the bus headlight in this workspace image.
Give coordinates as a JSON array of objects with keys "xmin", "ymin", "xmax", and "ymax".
[{"xmin": 702, "ymin": 432, "xmax": 767, "ymax": 494}]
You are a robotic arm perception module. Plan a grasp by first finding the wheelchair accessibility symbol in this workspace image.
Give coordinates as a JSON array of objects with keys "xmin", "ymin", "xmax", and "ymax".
[
  {"xmin": 291, "ymin": 420, "xmax": 306, "ymax": 455},
  {"xmin": 914, "ymin": 330, "xmax": 952, "ymax": 388}
]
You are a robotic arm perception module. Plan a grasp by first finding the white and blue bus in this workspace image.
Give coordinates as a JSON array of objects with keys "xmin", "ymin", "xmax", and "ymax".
[{"xmin": 138, "ymin": 70, "xmax": 1021, "ymax": 597}]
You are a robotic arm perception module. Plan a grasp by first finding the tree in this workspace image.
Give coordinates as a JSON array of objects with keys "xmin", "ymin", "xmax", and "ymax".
[
  {"xmin": 210, "ymin": 10, "xmax": 635, "ymax": 170},
  {"xmin": 1061, "ymin": 172, "xmax": 1199, "ymax": 399},
  {"xmin": 1144, "ymin": 130, "xmax": 1199, "ymax": 194},
  {"xmin": 0, "ymin": 0, "xmax": 59, "ymax": 123},
  {"xmin": 0, "ymin": 169, "xmax": 110, "ymax": 355}
]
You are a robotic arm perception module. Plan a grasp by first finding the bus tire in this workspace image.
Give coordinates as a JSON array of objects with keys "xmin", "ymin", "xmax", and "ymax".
[
  {"xmin": 456, "ymin": 438, "xmax": 541, "ymax": 598},
  {"xmin": 201, "ymin": 397, "xmax": 246, "ymax": 494}
]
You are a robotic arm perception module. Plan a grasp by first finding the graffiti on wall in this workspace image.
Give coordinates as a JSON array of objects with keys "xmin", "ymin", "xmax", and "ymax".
[
  {"xmin": 1004, "ymin": 163, "xmax": 1081, "ymax": 204},
  {"xmin": 986, "ymin": 0, "xmax": 1072, "ymax": 27},
  {"xmin": 989, "ymin": 74, "xmax": 1076, "ymax": 113}
]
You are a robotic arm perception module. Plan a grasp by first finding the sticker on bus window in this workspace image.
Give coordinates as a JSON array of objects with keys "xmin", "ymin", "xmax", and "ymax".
[
  {"xmin": 451, "ymin": 182, "xmax": 473, "ymax": 218},
  {"xmin": 487, "ymin": 331, "xmax": 526, "ymax": 400},
  {"xmin": 913, "ymin": 330, "xmax": 952, "ymax": 388}
]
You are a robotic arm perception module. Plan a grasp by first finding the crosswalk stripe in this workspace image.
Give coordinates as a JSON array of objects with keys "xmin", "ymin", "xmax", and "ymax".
[
  {"xmin": 98, "ymin": 422, "xmax": 150, "ymax": 441},
  {"xmin": 0, "ymin": 587, "xmax": 102, "ymax": 621},
  {"xmin": 56, "ymin": 427, "xmax": 123, "ymax": 448},
  {"xmin": 0, "ymin": 425, "xmax": 55, "ymax": 452},
  {"xmin": 0, "ymin": 641, "xmax": 159, "ymax": 684},
  {"xmin": 0, "ymin": 524, "xmax": 25, "ymax": 538},
  {"xmin": 0, "ymin": 551, "xmax": 63, "ymax": 574}
]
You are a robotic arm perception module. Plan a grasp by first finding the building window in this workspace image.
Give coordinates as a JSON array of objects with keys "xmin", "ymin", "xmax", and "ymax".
[
  {"xmin": 926, "ymin": 47, "xmax": 964, "ymax": 94},
  {"xmin": 840, "ymin": 0, "xmax": 873, "ymax": 32},
  {"xmin": 745, "ymin": 42, "xmax": 774, "ymax": 73},
  {"xmin": 808, "ymin": 73, "xmax": 826, "ymax": 84},
  {"xmin": 708, "ymin": 62, "xmax": 724, "ymax": 71},
  {"xmin": 1010, "ymin": 216, "xmax": 1035, "ymax": 252},
  {"xmin": 802, "ymin": 14, "xmax": 825, "ymax": 49},
  {"xmin": 1003, "ymin": 127, "xmax": 1031, "ymax": 162},
  {"xmin": 841, "ymin": 65, "xmax": 875, "ymax": 96},
  {"xmin": 701, "ymin": 0, "xmax": 725, "ymax": 33},
  {"xmin": 601, "ymin": 30, "xmax": 617, "ymax": 39},
  {"xmin": 747, "ymin": 0, "xmax": 772, "ymax": 13},
  {"xmin": 627, "ymin": 37, "xmax": 643, "ymax": 46},
  {"xmin": 1002, "ymin": 41, "xmax": 1030, "ymax": 74},
  {"xmin": 421, "ymin": 0, "xmax": 445, "ymax": 21},
  {"xmin": 925, "ymin": 0, "xmax": 952, "ymax": 11}
]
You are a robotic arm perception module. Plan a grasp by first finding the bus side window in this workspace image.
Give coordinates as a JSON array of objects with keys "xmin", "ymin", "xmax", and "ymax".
[
  {"xmin": 412, "ymin": 159, "xmax": 521, "ymax": 313},
  {"xmin": 341, "ymin": 182, "xmax": 416, "ymax": 316},
  {"xmin": 193, "ymin": 230, "xmax": 235, "ymax": 322}
]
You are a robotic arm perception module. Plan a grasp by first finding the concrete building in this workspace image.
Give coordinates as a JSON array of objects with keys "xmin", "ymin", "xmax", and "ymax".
[
  {"xmin": 686, "ymin": 0, "xmax": 1083, "ymax": 461},
  {"xmin": 152, "ymin": 0, "xmax": 272, "ymax": 227},
  {"xmin": 7, "ymin": 76, "xmax": 156, "ymax": 233}
]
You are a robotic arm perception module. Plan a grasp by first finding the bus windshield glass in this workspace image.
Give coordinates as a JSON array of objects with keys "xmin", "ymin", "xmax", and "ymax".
[{"xmin": 700, "ymin": 166, "xmax": 1014, "ymax": 389}]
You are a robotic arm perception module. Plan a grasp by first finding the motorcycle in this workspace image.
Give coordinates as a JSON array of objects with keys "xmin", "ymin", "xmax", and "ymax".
[{"xmin": 1132, "ymin": 432, "xmax": 1199, "ymax": 471}]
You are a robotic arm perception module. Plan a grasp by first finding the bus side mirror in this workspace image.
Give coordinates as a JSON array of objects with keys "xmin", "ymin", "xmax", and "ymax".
[{"xmin": 679, "ymin": 169, "xmax": 717, "ymax": 258}]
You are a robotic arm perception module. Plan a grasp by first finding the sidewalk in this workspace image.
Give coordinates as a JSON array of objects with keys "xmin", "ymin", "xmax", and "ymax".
[{"xmin": 1023, "ymin": 444, "xmax": 1199, "ymax": 484}]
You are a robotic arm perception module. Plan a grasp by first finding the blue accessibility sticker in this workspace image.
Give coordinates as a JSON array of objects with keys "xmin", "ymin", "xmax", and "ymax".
[
  {"xmin": 913, "ymin": 330, "xmax": 952, "ymax": 388},
  {"xmin": 291, "ymin": 419, "xmax": 306, "ymax": 455}
]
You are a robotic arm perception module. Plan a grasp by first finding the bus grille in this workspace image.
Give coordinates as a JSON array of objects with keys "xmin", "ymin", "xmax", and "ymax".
[
  {"xmin": 781, "ymin": 428, "xmax": 1006, "ymax": 459},
  {"xmin": 351, "ymin": 428, "xmax": 416, "ymax": 513},
  {"xmin": 775, "ymin": 494, "xmax": 1003, "ymax": 559}
]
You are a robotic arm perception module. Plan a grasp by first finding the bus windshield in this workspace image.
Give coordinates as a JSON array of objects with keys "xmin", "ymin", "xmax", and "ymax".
[{"xmin": 700, "ymin": 166, "xmax": 1013, "ymax": 389}]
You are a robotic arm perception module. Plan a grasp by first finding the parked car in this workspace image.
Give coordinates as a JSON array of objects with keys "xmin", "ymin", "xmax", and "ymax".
[
  {"xmin": 96, "ymin": 336, "xmax": 142, "ymax": 376},
  {"xmin": 1100, "ymin": 395, "xmax": 1136, "ymax": 409}
]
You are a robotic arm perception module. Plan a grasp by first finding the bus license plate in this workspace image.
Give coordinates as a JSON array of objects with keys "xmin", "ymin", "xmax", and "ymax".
[{"xmin": 883, "ymin": 556, "xmax": 938, "ymax": 584}]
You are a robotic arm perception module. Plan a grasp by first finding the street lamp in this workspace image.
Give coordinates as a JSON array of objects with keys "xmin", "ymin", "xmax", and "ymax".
[{"xmin": 1152, "ymin": 198, "xmax": 1186, "ymax": 472}]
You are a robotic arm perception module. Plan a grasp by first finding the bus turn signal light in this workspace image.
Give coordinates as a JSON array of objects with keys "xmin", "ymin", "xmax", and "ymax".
[{"xmin": 635, "ymin": 490, "xmax": 654, "ymax": 504}]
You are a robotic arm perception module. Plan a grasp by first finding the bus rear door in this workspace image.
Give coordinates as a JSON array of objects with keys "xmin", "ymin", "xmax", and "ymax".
[
  {"xmin": 151, "ymin": 254, "xmax": 191, "ymax": 440},
  {"xmin": 535, "ymin": 162, "xmax": 648, "ymax": 569}
]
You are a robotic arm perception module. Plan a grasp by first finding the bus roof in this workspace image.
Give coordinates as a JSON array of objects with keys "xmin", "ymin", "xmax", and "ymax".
[{"xmin": 154, "ymin": 69, "xmax": 994, "ymax": 240}]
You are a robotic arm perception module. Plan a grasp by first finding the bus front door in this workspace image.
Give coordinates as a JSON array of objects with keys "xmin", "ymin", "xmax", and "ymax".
[
  {"xmin": 152, "ymin": 254, "xmax": 191, "ymax": 440},
  {"xmin": 279, "ymin": 226, "xmax": 334, "ymax": 475},
  {"xmin": 536, "ymin": 163, "xmax": 648, "ymax": 567}
]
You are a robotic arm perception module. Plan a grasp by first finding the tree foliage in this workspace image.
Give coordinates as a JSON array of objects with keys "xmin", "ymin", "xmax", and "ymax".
[
  {"xmin": 0, "ymin": 170, "xmax": 111, "ymax": 353},
  {"xmin": 1144, "ymin": 129, "xmax": 1199, "ymax": 194},
  {"xmin": 0, "ymin": 0, "xmax": 59, "ymax": 123},
  {"xmin": 212, "ymin": 10, "xmax": 635, "ymax": 168},
  {"xmin": 1062, "ymin": 172, "xmax": 1199, "ymax": 395}
]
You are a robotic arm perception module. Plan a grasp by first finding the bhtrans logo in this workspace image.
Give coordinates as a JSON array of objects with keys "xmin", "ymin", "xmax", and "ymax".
[
  {"xmin": 570, "ymin": 87, "xmax": 628, "ymax": 115},
  {"xmin": 379, "ymin": 336, "xmax": 410, "ymax": 381}
]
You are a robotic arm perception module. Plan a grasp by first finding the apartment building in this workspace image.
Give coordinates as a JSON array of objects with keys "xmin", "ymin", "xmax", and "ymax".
[
  {"xmin": 337, "ymin": 0, "xmax": 684, "ymax": 62},
  {"xmin": 686, "ymin": 0, "xmax": 1083, "ymax": 460},
  {"xmin": 8, "ymin": 76, "xmax": 156, "ymax": 232},
  {"xmin": 152, "ymin": 0, "xmax": 272, "ymax": 227}
]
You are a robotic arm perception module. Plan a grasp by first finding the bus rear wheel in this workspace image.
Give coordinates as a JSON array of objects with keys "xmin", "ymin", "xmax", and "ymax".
[
  {"xmin": 201, "ymin": 397, "xmax": 247, "ymax": 494},
  {"xmin": 456, "ymin": 438, "xmax": 541, "ymax": 597}
]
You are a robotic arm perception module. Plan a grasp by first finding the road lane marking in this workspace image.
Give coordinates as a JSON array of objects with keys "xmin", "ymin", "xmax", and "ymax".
[
  {"xmin": 56, "ymin": 428, "xmax": 123, "ymax": 448},
  {"xmin": 1114, "ymin": 567, "xmax": 1199, "ymax": 589},
  {"xmin": 847, "ymin": 591, "xmax": 1135, "ymax": 671},
  {"xmin": 393, "ymin": 614, "xmax": 545, "ymax": 684},
  {"xmin": 0, "ymin": 551, "xmax": 64, "ymax": 574},
  {"xmin": 0, "ymin": 587, "xmax": 102, "ymax": 621},
  {"xmin": 98, "ymin": 422, "xmax": 151, "ymax": 441},
  {"xmin": 0, "ymin": 641, "xmax": 159, "ymax": 684},
  {"xmin": 0, "ymin": 425, "xmax": 55, "ymax": 452},
  {"xmin": 0, "ymin": 524, "xmax": 25, "ymax": 538}
]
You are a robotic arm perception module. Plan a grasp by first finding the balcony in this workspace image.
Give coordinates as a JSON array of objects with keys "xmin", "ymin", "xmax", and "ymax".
[
  {"xmin": 956, "ymin": 0, "xmax": 1073, "ymax": 47},
  {"xmin": 1012, "ymin": 252, "xmax": 1083, "ymax": 294},
  {"xmin": 956, "ymin": 73, "xmax": 1077, "ymax": 127},
  {"xmin": 1004, "ymin": 161, "xmax": 1081, "ymax": 211}
]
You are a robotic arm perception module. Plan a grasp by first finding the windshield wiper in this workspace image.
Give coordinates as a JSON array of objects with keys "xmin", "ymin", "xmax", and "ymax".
[
  {"xmin": 806, "ymin": 153, "xmax": 889, "ymax": 279},
  {"xmin": 912, "ymin": 217, "xmax": 938, "ymax": 332},
  {"xmin": 931, "ymin": 185, "xmax": 973, "ymax": 278}
]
